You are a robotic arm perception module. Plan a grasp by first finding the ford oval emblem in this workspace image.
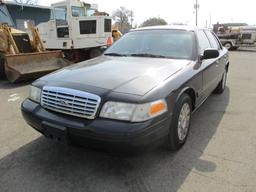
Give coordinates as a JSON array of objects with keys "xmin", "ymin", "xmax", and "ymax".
[{"xmin": 59, "ymin": 99, "xmax": 69, "ymax": 106}]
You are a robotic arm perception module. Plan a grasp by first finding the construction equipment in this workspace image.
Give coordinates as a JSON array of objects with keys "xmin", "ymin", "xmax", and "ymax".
[
  {"xmin": 213, "ymin": 23, "xmax": 256, "ymax": 50},
  {"xmin": 0, "ymin": 23, "xmax": 71, "ymax": 83},
  {"xmin": 37, "ymin": 0, "xmax": 113, "ymax": 62}
]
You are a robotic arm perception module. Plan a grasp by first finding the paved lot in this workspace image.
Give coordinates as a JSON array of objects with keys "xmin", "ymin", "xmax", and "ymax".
[{"xmin": 0, "ymin": 50, "xmax": 256, "ymax": 192}]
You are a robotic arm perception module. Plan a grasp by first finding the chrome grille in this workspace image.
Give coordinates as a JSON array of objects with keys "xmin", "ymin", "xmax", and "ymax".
[{"xmin": 41, "ymin": 86, "xmax": 101, "ymax": 119}]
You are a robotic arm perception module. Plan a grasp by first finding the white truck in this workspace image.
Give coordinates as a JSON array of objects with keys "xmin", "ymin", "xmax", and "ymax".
[
  {"xmin": 214, "ymin": 24, "xmax": 256, "ymax": 50},
  {"xmin": 37, "ymin": 0, "xmax": 112, "ymax": 61}
]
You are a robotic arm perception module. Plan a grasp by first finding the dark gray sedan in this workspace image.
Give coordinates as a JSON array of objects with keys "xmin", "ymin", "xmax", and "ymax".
[{"xmin": 21, "ymin": 25, "xmax": 229, "ymax": 151}]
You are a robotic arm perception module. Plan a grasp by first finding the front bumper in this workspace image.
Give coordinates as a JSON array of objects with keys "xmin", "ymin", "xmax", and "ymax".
[{"xmin": 21, "ymin": 99, "xmax": 172, "ymax": 151}]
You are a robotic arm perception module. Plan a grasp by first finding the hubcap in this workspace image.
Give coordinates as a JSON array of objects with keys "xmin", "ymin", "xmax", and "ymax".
[
  {"xmin": 177, "ymin": 103, "xmax": 191, "ymax": 141},
  {"xmin": 225, "ymin": 43, "xmax": 231, "ymax": 50}
]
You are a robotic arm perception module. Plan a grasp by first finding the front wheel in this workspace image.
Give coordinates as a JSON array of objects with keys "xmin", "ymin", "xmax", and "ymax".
[
  {"xmin": 224, "ymin": 42, "xmax": 233, "ymax": 51},
  {"xmin": 165, "ymin": 93, "xmax": 192, "ymax": 151}
]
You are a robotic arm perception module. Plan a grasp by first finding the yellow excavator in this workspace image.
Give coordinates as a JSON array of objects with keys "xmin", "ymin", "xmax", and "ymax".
[{"xmin": 0, "ymin": 23, "xmax": 71, "ymax": 83}]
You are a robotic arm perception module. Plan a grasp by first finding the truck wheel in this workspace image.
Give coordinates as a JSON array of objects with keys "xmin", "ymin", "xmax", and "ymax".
[
  {"xmin": 214, "ymin": 69, "xmax": 227, "ymax": 94},
  {"xmin": 89, "ymin": 48, "xmax": 102, "ymax": 58},
  {"xmin": 165, "ymin": 93, "xmax": 192, "ymax": 151},
  {"xmin": 233, "ymin": 46, "xmax": 239, "ymax": 51},
  {"xmin": 224, "ymin": 42, "xmax": 232, "ymax": 50},
  {"xmin": 0, "ymin": 54, "xmax": 5, "ymax": 79}
]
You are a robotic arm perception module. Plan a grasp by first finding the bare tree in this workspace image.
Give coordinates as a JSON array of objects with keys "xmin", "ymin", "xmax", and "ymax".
[
  {"xmin": 14, "ymin": 0, "xmax": 38, "ymax": 5},
  {"xmin": 140, "ymin": 17, "xmax": 168, "ymax": 27},
  {"xmin": 112, "ymin": 7, "xmax": 133, "ymax": 34}
]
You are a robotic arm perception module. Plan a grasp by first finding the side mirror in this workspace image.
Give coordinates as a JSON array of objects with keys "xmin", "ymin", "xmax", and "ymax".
[{"xmin": 201, "ymin": 48, "xmax": 219, "ymax": 60}]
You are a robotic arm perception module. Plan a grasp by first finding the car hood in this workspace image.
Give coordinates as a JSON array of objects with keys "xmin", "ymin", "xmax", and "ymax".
[{"xmin": 40, "ymin": 56, "xmax": 190, "ymax": 96}]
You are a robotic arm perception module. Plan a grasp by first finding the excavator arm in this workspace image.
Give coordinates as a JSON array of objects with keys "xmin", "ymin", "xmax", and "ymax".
[{"xmin": 27, "ymin": 22, "xmax": 46, "ymax": 52}]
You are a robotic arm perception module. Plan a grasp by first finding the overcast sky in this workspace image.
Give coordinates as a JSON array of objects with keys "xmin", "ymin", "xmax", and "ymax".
[{"xmin": 39, "ymin": 0, "xmax": 256, "ymax": 27}]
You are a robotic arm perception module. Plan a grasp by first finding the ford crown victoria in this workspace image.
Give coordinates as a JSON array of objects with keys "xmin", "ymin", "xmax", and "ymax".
[{"xmin": 21, "ymin": 26, "xmax": 229, "ymax": 151}]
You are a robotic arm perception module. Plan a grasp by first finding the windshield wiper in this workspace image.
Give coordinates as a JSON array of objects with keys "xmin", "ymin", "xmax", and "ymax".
[
  {"xmin": 104, "ymin": 53, "xmax": 128, "ymax": 57},
  {"xmin": 129, "ymin": 53, "xmax": 168, "ymax": 58}
]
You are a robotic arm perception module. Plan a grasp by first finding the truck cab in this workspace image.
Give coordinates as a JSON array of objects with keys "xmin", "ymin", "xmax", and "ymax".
[{"xmin": 37, "ymin": 0, "xmax": 112, "ymax": 52}]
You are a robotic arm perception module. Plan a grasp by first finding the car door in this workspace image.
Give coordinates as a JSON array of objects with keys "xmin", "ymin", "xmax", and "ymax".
[
  {"xmin": 205, "ymin": 30, "xmax": 227, "ymax": 86},
  {"xmin": 197, "ymin": 30, "xmax": 219, "ymax": 99}
]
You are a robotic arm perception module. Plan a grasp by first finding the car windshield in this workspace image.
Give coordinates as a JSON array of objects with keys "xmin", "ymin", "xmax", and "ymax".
[{"xmin": 105, "ymin": 29, "xmax": 195, "ymax": 60}]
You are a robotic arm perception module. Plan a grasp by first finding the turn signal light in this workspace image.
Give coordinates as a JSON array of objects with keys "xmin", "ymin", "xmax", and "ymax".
[{"xmin": 150, "ymin": 101, "xmax": 167, "ymax": 116}]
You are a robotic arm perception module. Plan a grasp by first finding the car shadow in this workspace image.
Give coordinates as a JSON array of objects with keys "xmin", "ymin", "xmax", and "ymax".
[{"xmin": 0, "ymin": 88, "xmax": 230, "ymax": 192}]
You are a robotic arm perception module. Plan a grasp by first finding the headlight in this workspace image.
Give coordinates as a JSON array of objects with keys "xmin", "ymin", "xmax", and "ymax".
[
  {"xmin": 29, "ymin": 86, "xmax": 41, "ymax": 103},
  {"xmin": 100, "ymin": 99, "xmax": 167, "ymax": 122}
]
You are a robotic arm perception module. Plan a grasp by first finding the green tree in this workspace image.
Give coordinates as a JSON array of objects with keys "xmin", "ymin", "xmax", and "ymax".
[{"xmin": 140, "ymin": 17, "xmax": 168, "ymax": 27}]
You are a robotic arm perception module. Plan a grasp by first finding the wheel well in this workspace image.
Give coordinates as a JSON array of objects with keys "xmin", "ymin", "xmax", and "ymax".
[
  {"xmin": 224, "ymin": 41, "xmax": 232, "ymax": 45},
  {"xmin": 184, "ymin": 88, "xmax": 196, "ymax": 110},
  {"xmin": 226, "ymin": 62, "xmax": 230, "ymax": 72}
]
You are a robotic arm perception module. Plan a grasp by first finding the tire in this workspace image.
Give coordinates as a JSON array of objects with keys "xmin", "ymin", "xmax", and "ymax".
[
  {"xmin": 0, "ymin": 54, "xmax": 5, "ymax": 79},
  {"xmin": 89, "ymin": 48, "xmax": 102, "ymax": 58},
  {"xmin": 232, "ymin": 46, "xmax": 239, "ymax": 51},
  {"xmin": 214, "ymin": 69, "xmax": 227, "ymax": 94},
  {"xmin": 224, "ymin": 42, "xmax": 233, "ymax": 51},
  {"xmin": 165, "ymin": 93, "xmax": 192, "ymax": 151}
]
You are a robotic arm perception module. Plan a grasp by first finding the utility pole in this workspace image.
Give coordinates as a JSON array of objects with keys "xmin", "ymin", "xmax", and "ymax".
[
  {"xmin": 130, "ymin": 11, "xmax": 134, "ymax": 29},
  {"xmin": 209, "ymin": 13, "xmax": 212, "ymax": 28},
  {"xmin": 194, "ymin": 0, "xmax": 199, "ymax": 26}
]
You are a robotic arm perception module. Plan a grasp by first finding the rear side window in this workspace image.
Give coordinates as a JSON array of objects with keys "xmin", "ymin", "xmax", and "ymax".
[
  {"xmin": 79, "ymin": 20, "xmax": 96, "ymax": 34},
  {"xmin": 205, "ymin": 30, "xmax": 220, "ymax": 49},
  {"xmin": 104, "ymin": 19, "xmax": 111, "ymax": 32},
  {"xmin": 197, "ymin": 30, "xmax": 211, "ymax": 54},
  {"xmin": 211, "ymin": 32, "xmax": 223, "ymax": 49}
]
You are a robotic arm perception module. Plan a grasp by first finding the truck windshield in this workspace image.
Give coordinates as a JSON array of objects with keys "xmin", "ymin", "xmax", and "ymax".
[
  {"xmin": 54, "ymin": 6, "xmax": 68, "ymax": 26},
  {"xmin": 72, "ymin": 6, "xmax": 85, "ymax": 17},
  {"xmin": 105, "ymin": 30, "xmax": 195, "ymax": 60}
]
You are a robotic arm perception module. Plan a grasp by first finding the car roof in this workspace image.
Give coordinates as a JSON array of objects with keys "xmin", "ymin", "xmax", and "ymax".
[{"xmin": 132, "ymin": 25, "xmax": 207, "ymax": 32}]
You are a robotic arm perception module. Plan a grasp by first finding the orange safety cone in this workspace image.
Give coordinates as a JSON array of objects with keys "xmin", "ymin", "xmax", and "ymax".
[{"xmin": 107, "ymin": 37, "xmax": 112, "ymax": 47}]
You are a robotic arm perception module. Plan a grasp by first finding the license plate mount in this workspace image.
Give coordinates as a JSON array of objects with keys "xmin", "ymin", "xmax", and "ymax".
[{"xmin": 42, "ymin": 121, "xmax": 69, "ymax": 144}]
